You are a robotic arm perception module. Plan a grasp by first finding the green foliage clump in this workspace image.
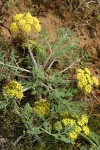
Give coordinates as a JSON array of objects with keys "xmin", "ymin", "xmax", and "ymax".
[
  {"xmin": 6, "ymin": 0, "xmax": 18, "ymax": 8},
  {"xmin": 0, "ymin": 16, "xmax": 99, "ymax": 149}
]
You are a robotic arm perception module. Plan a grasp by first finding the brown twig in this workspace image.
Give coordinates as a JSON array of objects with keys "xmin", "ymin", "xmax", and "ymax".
[{"xmin": 12, "ymin": 133, "xmax": 25, "ymax": 147}]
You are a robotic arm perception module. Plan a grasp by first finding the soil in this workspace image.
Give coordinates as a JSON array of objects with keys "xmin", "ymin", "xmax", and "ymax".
[{"xmin": 0, "ymin": 0, "xmax": 100, "ymax": 105}]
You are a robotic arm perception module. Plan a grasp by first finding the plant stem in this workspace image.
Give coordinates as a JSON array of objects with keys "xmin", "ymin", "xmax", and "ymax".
[
  {"xmin": 43, "ymin": 52, "xmax": 54, "ymax": 69},
  {"xmin": 40, "ymin": 128, "xmax": 56, "ymax": 137},
  {"xmin": 23, "ymin": 86, "xmax": 32, "ymax": 92},
  {"xmin": 80, "ymin": 133, "xmax": 97, "ymax": 147},
  {"xmin": 47, "ymin": 42, "xmax": 52, "ymax": 53},
  {"xmin": 41, "ymin": 83, "xmax": 49, "ymax": 91},
  {"xmin": 16, "ymin": 74, "xmax": 31, "ymax": 78},
  {"xmin": 12, "ymin": 133, "xmax": 25, "ymax": 147},
  {"xmin": 34, "ymin": 135, "xmax": 44, "ymax": 144},
  {"xmin": 59, "ymin": 57, "xmax": 82, "ymax": 74},
  {"xmin": 43, "ymin": 33, "xmax": 68, "ymax": 69},
  {"xmin": 0, "ymin": 61, "xmax": 31, "ymax": 73},
  {"xmin": 47, "ymin": 60, "xmax": 57, "ymax": 71},
  {"xmin": 26, "ymin": 33, "xmax": 38, "ymax": 67}
]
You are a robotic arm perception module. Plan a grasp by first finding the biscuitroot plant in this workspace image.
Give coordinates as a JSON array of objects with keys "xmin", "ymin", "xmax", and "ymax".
[{"xmin": 0, "ymin": 12, "xmax": 99, "ymax": 147}]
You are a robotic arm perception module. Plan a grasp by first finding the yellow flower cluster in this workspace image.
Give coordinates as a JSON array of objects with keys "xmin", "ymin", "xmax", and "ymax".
[
  {"xmin": 10, "ymin": 13, "xmax": 41, "ymax": 33},
  {"xmin": 76, "ymin": 68, "xmax": 99, "ymax": 94},
  {"xmin": 4, "ymin": 80, "xmax": 23, "ymax": 99},
  {"xmin": 77, "ymin": 115, "xmax": 88, "ymax": 126},
  {"xmin": 77, "ymin": 115, "xmax": 89, "ymax": 136},
  {"xmin": 92, "ymin": 76, "xmax": 99, "ymax": 86},
  {"xmin": 74, "ymin": 125, "xmax": 82, "ymax": 133},
  {"xmin": 62, "ymin": 118, "xmax": 76, "ymax": 126},
  {"xmin": 62, "ymin": 115, "xmax": 89, "ymax": 140},
  {"xmin": 69, "ymin": 117, "xmax": 90, "ymax": 140},
  {"xmin": 59, "ymin": 111, "xmax": 68, "ymax": 117},
  {"xmin": 69, "ymin": 125, "xmax": 89, "ymax": 140},
  {"xmin": 33, "ymin": 99, "xmax": 50, "ymax": 117},
  {"xmin": 29, "ymin": 40, "xmax": 37, "ymax": 49},
  {"xmin": 53, "ymin": 114, "xmax": 90, "ymax": 140},
  {"xmin": 23, "ymin": 39, "xmax": 39, "ymax": 51},
  {"xmin": 82, "ymin": 126, "xmax": 90, "ymax": 135},
  {"xmin": 54, "ymin": 121, "xmax": 62, "ymax": 131},
  {"xmin": 69, "ymin": 131, "xmax": 78, "ymax": 140}
]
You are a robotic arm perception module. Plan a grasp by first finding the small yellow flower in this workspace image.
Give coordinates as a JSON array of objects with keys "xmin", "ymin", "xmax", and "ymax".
[
  {"xmin": 62, "ymin": 118, "xmax": 75, "ymax": 126},
  {"xmin": 77, "ymin": 69, "xmax": 88, "ymax": 89},
  {"xmin": 32, "ymin": 23, "xmax": 41, "ymax": 32},
  {"xmin": 59, "ymin": 111, "xmax": 68, "ymax": 117},
  {"xmin": 10, "ymin": 13, "xmax": 41, "ymax": 33},
  {"xmin": 85, "ymin": 74, "xmax": 93, "ymax": 85},
  {"xmin": 77, "ymin": 72, "xmax": 85, "ymax": 80},
  {"xmin": 77, "ymin": 120, "xmax": 85, "ymax": 126},
  {"xmin": 92, "ymin": 76, "xmax": 99, "ymax": 86},
  {"xmin": 25, "ymin": 12, "xmax": 34, "ymax": 25},
  {"xmin": 4, "ymin": 80, "xmax": 23, "ymax": 99},
  {"xmin": 5, "ymin": 89, "xmax": 14, "ymax": 98},
  {"xmin": 82, "ymin": 126, "xmax": 90, "ymax": 135},
  {"xmin": 39, "ymin": 107, "xmax": 46, "ymax": 115},
  {"xmin": 78, "ymin": 81, "xmax": 84, "ymax": 89},
  {"xmin": 10, "ymin": 22, "xmax": 18, "ymax": 33},
  {"xmin": 54, "ymin": 121, "xmax": 62, "ymax": 131},
  {"xmin": 84, "ymin": 84, "xmax": 92, "ymax": 94},
  {"xmin": 81, "ymin": 77, "xmax": 88, "ymax": 86},
  {"xmin": 18, "ymin": 19, "xmax": 26, "ymax": 27},
  {"xmin": 22, "ymin": 24, "xmax": 31, "ymax": 33},
  {"xmin": 77, "ymin": 69, "xmax": 84, "ymax": 73},
  {"xmin": 76, "ymin": 68, "xmax": 99, "ymax": 95},
  {"xmin": 13, "ymin": 13, "xmax": 24, "ymax": 21},
  {"xmin": 33, "ymin": 17, "xmax": 40, "ymax": 24},
  {"xmin": 77, "ymin": 115, "xmax": 88, "ymax": 126},
  {"xmin": 81, "ymin": 115, "xmax": 88, "ymax": 124},
  {"xmin": 84, "ymin": 68, "xmax": 91, "ymax": 75},
  {"xmin": 69, "ymin": 131, "xmax": 77, "ymax": 140},
  {"xmin": 75, "ymin": 125, "xmax": 82, "ymax": 133},
  {"xmin": 33, "ymin": 99, "xmax": 50, "ymax": 117},
  {"xmin": 16, "ymin": 91, "xmax": 24, "ymax": 100},
  {"xmin": 76, "ymin": 73, "xmax": 81, "ymax": 80}
]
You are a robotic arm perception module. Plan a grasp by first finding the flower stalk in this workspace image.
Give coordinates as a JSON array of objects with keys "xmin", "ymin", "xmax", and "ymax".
[
  {"xmin": 80, "ymin": 133, "xmax": 97, "ymax": 147},
  {"xmin": 59, "ymin": 57, "xmax": 82, "ymax": 74},
  {"xmin": 26, "ymin": 33, "xmax": 38, "ymax": 67},
  {"xmin": 0, "ymin": 61, "xmax": 31, "ymax": 73}
]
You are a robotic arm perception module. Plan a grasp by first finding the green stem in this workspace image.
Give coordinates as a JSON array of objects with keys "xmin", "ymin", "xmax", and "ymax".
[
  {"xmin": 47, "ymin": 60, "xmax": 58, "ymax": 71},
  {"xmin": 34, "ymin": 135, "xmax": 44, "ymax": 144},
  {"xmin": 0, "ymin": 61, "xmax": 31, "ymax": 73},
  {"xmin": 43, "ymin": 52, "xmax": 54, "ymax": 69},
  {"xmin": 23, "ymin": 86, "xmax": 32, "ymax": 92},
  {"xmin": 59, "ymin": 57, "xmax": 82, "ymax": 74},
  {"xmin": 40, "ymin": 128, "xmax": 56, "ymax": 137},
  {"xmin": 15, "ymin": 74, "xmax": 31, "ymax": 78},
  {"xmin": 80, "ymin": 133, "xmax": 97, "ymax": 147},
  {"xmin": 26, "ymin": 33, "xmax": 38, "ymax": 67}
]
